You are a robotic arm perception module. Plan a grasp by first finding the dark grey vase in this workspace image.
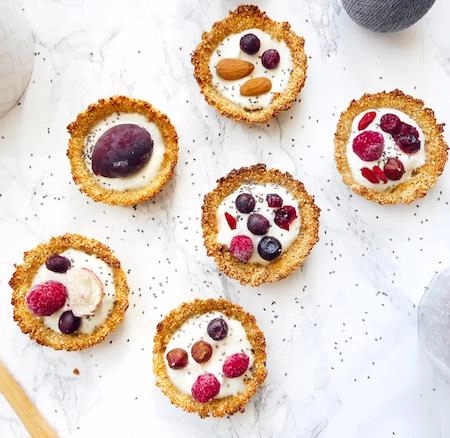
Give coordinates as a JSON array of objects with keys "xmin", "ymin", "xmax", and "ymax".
[{"xmin": 342, "ymin": 0, "xmax": 436, "ymax": 32}]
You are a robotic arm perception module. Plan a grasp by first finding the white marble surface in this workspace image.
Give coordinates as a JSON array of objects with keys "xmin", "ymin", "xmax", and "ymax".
[{"xmin": 0, "ymin": 0, "xmax": 450, "ymax": 436}]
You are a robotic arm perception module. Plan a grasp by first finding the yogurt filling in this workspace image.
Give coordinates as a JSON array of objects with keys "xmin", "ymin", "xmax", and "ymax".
[
  {"xmin": 31, "ymin": 249, "xmax": 115, "ymax": 334},
  {"xmin": 84, "ymin": 113, "xmax": 165, "ymax": 191},
  {"xmin": 165, "ymin": 311, "xmax": 254, "ymax": 399},
  {"xmin": 209, "ymin": 28, "xmax": 293, "ymax": 110},
  {"xmin": 217, "ymin": 183, "xmax": 301, "ymax": 265},
  {"xmin": 347, "ymin": 108, "xmax": 426, "ymax": 191}
]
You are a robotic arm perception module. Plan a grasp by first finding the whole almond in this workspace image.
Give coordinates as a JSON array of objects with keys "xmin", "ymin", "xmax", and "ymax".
[
  {"xmin": 240, "ymin": 77, "xmax": 272, "ymax": 97},
  {"xmin": 216, "ymin": 58, "xmax": 254, "ymax": 80}
]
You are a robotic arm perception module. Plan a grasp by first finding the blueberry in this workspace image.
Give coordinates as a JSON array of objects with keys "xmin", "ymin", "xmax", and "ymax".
[
  {"xmin": 247, "ymin": 213, "xmax": 270, "ymax": 235},
  {"xmin": 58, "ymin": 310, "xmax": 81, "ymax": 334},
  {"xmin": 207, "ymin": 318, "xmax": 228, "ymax": 340},
  {"xmin": 46, "ymin": 254, "xmax": 71, "ymax": 273},
  {"xmin": 258, "ymin": 236, "xmax": 282, "ymax": 261},
  {"xmin": 235, "ymin": 193, "xmax": 255, "ymax": 213},
  {"xmin": 239, "ymin": 33, "xmax": 260, "ymax": 55},
  {"xmin": 261, "ymin": 49, "xmax": 280, "ymax": 69}
]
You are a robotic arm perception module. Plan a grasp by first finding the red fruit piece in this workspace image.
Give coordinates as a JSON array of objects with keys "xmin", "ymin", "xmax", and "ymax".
[
  {"xmin": 26, "ymin": 280, "xmax": 67, "ymax": 316},
  {"xmin": 352, "ymin": 131, "xmax": 384, "ymax": 161},
  {"xmin": 224, "ymin": 212, "xmax": 236, "ymax": 230},
  {"xmin": 397, "ymin": 122, "xmax": 419, "ymax": 139},
  {"xmin": 274, "ymin": 206, "xmax": 297, "ymax": 231},
  {"xmin": 191, "ymin": 373, "xmax": 220, "ymax": 403},
  {"xmin": 266, "ymin": 193, "xmax": 283, "ymax": 208},
  {"xmin": 361, "ymin": 167, "xmax": 379, "ymax": 184},
  {"xmin": 372, "ymin": 165, "xmax": 387, "ymax": 183},
  {"xmin": 396, "ymin": 134, "xmax": 421, "ymax": 154},
  {"xmin": 223, "ymin": 352, "xmax": 250, "ymax": 378},
  {"xmin": 229, "ymin": 235, "xmax": 253, "ymax": 262},
  {"xmin": 380, "ymin": 113, "xmax": 401, "ymax": 134},
  {"xmin": 384, "ymin": 157, "xmax": 405, "ymax": 181},
  {"xmin": 358, "ymin": 111, "xmax": 376, "ymax": 130}
]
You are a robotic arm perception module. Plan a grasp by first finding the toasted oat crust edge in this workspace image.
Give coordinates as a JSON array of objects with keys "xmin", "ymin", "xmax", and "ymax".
[
  {"xmin": 10, "ymin": 233, "xmax": 129, "ymax": 351},
  {"xmin": 334, "ymin": 89, "xmax": 448, "ymax": 204},
  {"xmin": 153, "ymin": 298, "xmax": 267, "ymax": 418},
  {"xmin": 191, "ymin": 4, "xmax": 307, "ymax": 124},
  {"xmin": 67, "ymin": 96, "xmax": 178, "ymax": 206},
  {"xmin": 201, "ymin": 164, "xmax": 320, "ymax": 286}
]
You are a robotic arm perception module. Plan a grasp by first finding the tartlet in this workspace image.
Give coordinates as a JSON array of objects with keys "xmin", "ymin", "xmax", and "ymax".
[
  {"xmin": 67, "ymin": 96, "xmax": 178, "ymax": 206},
  {"xmin": 153, "ymin": 298, "xmax": 267, "ymax": 417},
  {"xmin": 202, "ymin": 164, "xmax": 320, "ymax": 286},
  {"xmin": 192, "ymin": 5, "xmax": 307, "ymax": 123},
  {"xmin": 335, "ymin": 90, "xmax": 448, "ymax": 204},
  {"xmin": 10, "ymin": 233, "xmax": 129, "ymax": 351}
]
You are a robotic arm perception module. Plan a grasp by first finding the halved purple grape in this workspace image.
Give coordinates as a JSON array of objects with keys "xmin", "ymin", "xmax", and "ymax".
[
  {"xmin": 46, "ymin": 254, "xmax": 71, "ymax": 273},
  {"xmin": 91, "ymin": 124, "xmax": 153, "ymax": 178},
  {"xmin": 261, "ymin": 49, "xmax": 280, "ymax": 69},
  {"xmin": 240, "ymin": 33, "xmax": 261, "ymax": 55},
  {"xmin": 58, "ymin": 310, "xmax": 81, "ymax": 334},
  {"xmin": 207, "ymin": 318, "xmax": 228, "ymax": 340}
]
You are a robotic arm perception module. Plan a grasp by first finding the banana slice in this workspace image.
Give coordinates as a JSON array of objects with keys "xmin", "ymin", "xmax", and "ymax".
[{"xmin": 66, "ymin": 268, "xmax": 103, "ymax": 317}]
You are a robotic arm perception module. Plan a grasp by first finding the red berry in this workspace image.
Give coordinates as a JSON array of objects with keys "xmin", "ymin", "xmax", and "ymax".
[
  {"xmin": 358, "ymin": 111, "xmax": 376, "ymax": 130},
  {"xmin": 352, "ymin": 131, "xmax": 384, "ymax": 161},
  {"xmin": 361, "ymin": 167, "xmax": 379, "ymax": 184},
  {"xmin": 224, "ymin": 212, "xmax": 236, "ymax": 230},
  {"xmin": 380, "ymin": 113, "xmax": 401, "ymax": 134},
  {"xmin": 26, "ymin": 280, "xmax": 67, "ymax": 316},
  {"xmin": 274, "ymin": 206, "xmax": 297, "ymax": 231},
  {"xmin": 397, "ymin": 122, "xmax": 419, "ymax": 139},
  {"xmin": 223, "ymin": 352, "xmax": 250, "ymax": 378},
  {"xmin": 372, "ymin": 165, "xmax": 387, "ymax": 183},
  {"xmin": 266, "ymin": 193, "xmax": 283, "ymax": 208},
  {"xmin": 383, "ymin": 157, "xmax": 405, "ymax": 181},
  {"xmin": 229, "ymin": 235, "xmax": 253, "ymax": 262},
  {"xmin": 191, "ymin": 373, "xmax": 220, "ymax": 403},
  {"xmin": 395, "ymin": 134, "xmax": 421, "ymax": 154}
]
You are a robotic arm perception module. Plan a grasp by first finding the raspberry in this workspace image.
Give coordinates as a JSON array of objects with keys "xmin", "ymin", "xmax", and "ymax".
[
  {"xmin": 352, "ymin": 131, "xmax": 384, "ymax": 161},
  {"xmin": 229, "ymin": 235, "xmax": 253, "ymax": 262},
  {"xmin": 361, "ymin": 167, "xmax": 379, "ymax": 184},
  {"xmin": 380, "ymin": 113, "xmax": 401, "ymax": 134},
  {"xmin": 26, "ymin": 280, "xmax": 67, "ymax": 316},
  {"xmin": 224, "ymin": 212, "xmax": 236, "ymax": 230},
  {"xmin": 357, "ymin": 111, "xmax": 376, "ymax": 130},
  {"xmin": 223, "ymin": 352, "xmax": 250, "ymax": 378},
  {"xmin": 274, "ymin": 206, "xmax": 297, "ymax": 231},
  {"xmin": 191, "ymin": 373, "xmax": 220, "ymax": 403}
]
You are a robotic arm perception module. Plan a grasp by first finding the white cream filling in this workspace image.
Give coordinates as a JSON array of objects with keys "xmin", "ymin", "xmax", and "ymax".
[
  {"xmin": 84, "ymin": 113, "xmax": 165, "ymax": 191},
  {"xmin": 347, "ymin": 108, "xmax": 426, "ymax": 191},
  {"xmin": 165, "ymin": 312, "xmax": 254, "ymax": 399},
  {"xmin": 216, "ymin": 183, "xmax": 300, "ymax": 265},
  {"xmin": 209, "ymin": 28, "xmax": 293, "ymax": 110},
  {"xmin": 31, "ymin": 249, "xmax": 115, "ymax": 334}
]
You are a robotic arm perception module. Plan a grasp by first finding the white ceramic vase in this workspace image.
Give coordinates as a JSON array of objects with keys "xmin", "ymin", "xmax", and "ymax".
[{"xmin": 0, "ymin": 2, "xmax": 34, "ymax": 118}]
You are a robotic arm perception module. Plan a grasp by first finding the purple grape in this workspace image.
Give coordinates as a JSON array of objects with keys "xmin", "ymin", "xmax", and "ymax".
[
  {"xmin": 58, "ymin": 310, "xmax": 81, "ymax": 334},
  {"xmin": 46, "ymin": 254, "xmax": 71, "ymax": 273},
  {"xmin": 207, "ymin": 318, "xmax": 228, "ymax": 340},
  {"xmin": 91, "ymin": 124, "xmax": 153, "ymax": 178},
  {"xmin": 261, "ymin": 49, "xmax": 280, "ymax": 69},
  {"xmin": 239, "ymin": 33, "xmax": 261, "ymax": 55},
  {"xmin": 235, "ymin": 193, "xmax": 255, "ymax": 213},
  {"xmin": 247, "ymin": 213, "xmax": 270, "ymax": 235}
]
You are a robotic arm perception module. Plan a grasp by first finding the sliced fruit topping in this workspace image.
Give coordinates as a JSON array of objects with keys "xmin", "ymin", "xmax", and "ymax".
[
  {"xmin": 274, "ymin": 206, "xmax": 297, "ymax": 231},
  {"xmin": 361, "ymin": 167, "xmax": 379, "ymax": 184},
  {"xmin": 191, "ymin": 340, "xmax": 213, "ymax": 364},
  {"xmin": 247, "ymin": 213, "xmax": 270, "ymax": 235},
  {"xmin": 258, "ymin": 236, "xmax": 282, "ymax": 261},
  {"xmin": 380, "ymin": 113, "xmax": 401, "ymax": 134},
  {"xmin": 26, "ymin": 280, "xmax": 67, "ymax": 316},
  {"xmin": 395, "ymin": 133, "xmax": 421, "ymax": 154},
  {"xmin": 384, "ymin": 157, "xmax": 405, "ymax": 181},
  {"xmin": 261, "ymin": 49, "xmax": 280, "ymax": 69},
  {"xmin": 224, "ymin": 212, "xmax": 236, "ymax": 230},
  {"xmin": 191, "ymin": 373, "xmax": 220, "ymax": 403},
  {"xmin": 166, "ymin": 348, "xmax": 188, "ymax": 369},
  {"xmin": 358, "ymin": 111, "xmax": 376, "ymax": 130},
  {"xmin": 372, "ymin": 165, "xmax": 388, "ymax": 183},
  {"xmin": 266, "ymin": 193, "xmax": 283, "ymax": 208},
  {"xmin": 216, "ymin": 58, "xmax": 254, "ymax": 80},
  {"xmin": 223, "ymin": 352, "xmax": 250, "ymax": 378},
  {"xmin": 239, "ymin": 33, "xmax": 261, "ymax": 55},
  {"xmin": 229, "ymin": 235, "xmax": 253, "ymax": 262},
  {"xmin": 207, "ymin": 318, "xmax": 228, "ymax": 341},
  {"xmin": 235, "ymin": 193, "xmax": 255, "ymax": 213},
  {"xmin": 240, "ymin": 77, "xmax": 272, "ymax": 96},
  {"xmin": 45, "ymin": 254, "xmax": 71, "ymax": 273},
  {"xmin": 58, "ymin": 310, "xmax": 81, "ymax": 334},
  {"xmin": 352, "ymin": 131, "xmax": 384, "ymax": 161},
  {"xmin": 92, "ymin": 124, "xmax": 153, "ymax": 178},
  {"xmin": 66, "ymin": 268, "xmax": 103, "ymax": 317}
]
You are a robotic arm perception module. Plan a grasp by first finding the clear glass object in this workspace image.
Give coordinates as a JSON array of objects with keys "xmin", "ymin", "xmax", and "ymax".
[{"xmin": 418, "ymin": 267, "xmax": 450, "ymax": 380}]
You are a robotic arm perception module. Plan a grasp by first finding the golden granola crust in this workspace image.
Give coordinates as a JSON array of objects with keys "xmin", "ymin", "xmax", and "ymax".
[
  {"xmin": 335, "ymin": 89, "xmax": 448, "ymax": 204},
  {"xmin": 153, "ymin": 298, "xmax": 267, "ymax": 418},
  {"xmin": 191, "ymin": 5, "xmax": 307, "ymax": 124},
  {"xmin": 202, "ymin": 164, "xmax": 320, "ymax": 286},
  {"xmin": 9, "ymin": 234, "xmax": 129, "ymax": 351},
  {"xmin": 67, "ymin": 96, "xmax": 178, "ymax": 206}
]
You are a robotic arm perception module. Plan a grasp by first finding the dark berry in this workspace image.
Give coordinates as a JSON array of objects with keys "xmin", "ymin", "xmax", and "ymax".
[
  {"xmin": 380, "ymin": 113, "xmax": 401, "ymax": 134},
  {"xmin": 395, "ymin": 134, "xmax": 421, "ymax": 154},
  {"xmin": 258, "ymin": 236, "xmax": 282, "ymax": 261},
  {"xmin": 274, "ymin": 206, "xmax": 297, "ymax": 231},
  {"xmin": 92, "ymin": 124, "xmax": 153, "ymax": 178},
  {"xmin": 361, "ymin": 167, "xmax": 379, "ymax": 184},
  {"xmin": 261, "ymin": 49, "xmax": 280, "ymax": 69},
  {"xmin": 235, "ymin": 193, "xmax": 255, "ymax": 213},
  {"xmin": 383, "ymin": 157, "xmax": 405, "ymax": 181},
  {"xmin": 207, "ymin": 318, "xmax": 228, "ymax": 341},
  {"xmin": 266, "ymin": 193, "xmax": 283, "ymax": 208},
  {"xmin": 191, "ymin": 340, "xmax": 213, "ymax": 363},
  {"xmin": 46, "ymin": 254, "xmax": 71, "ymax": 273},
  {"xmin": 229, "ymin": 235, "xmax": 253, "ymax": 262},
  {"xmin": 247, "ymin": 213, "xmax": 270, "ymax": 235},
  {"xmin": 239, "ymin": 33, "xmax": 260, "ymax": 55},
  {"xmin": 352, "ymin": 131, "xmax": 384, "ymax": 161},
  {"xmin": 396, "ymin": 122, "xmax": 419, "ymax": 139},
  {"xmin": 358, "ymin": 111, "xmax": 376, "ymax": 130},
  {"xmin": 58, "ymin": 310, "xmax": 81, "ymax": 334},
  {"xmin": 166, "ymin": 348, "xmax": 188, "ymax": 369}
]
